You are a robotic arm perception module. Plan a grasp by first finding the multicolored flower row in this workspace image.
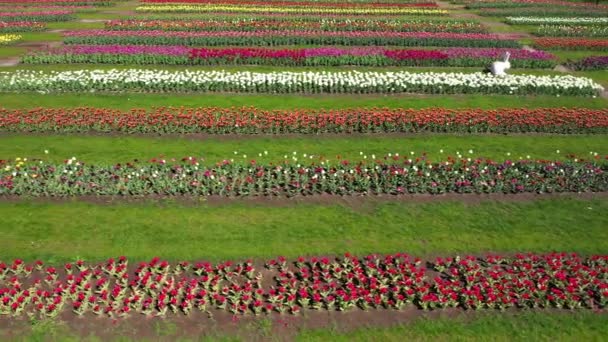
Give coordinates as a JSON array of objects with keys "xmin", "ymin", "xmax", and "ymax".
[
  {"xmin": 1, "ymin": 107, "xmax": 605, "ymax": 134},
  {"xmin": 134, "ymin": 4, "xmax": 449, "ymax": 16},
  {"xmin": 22, "ymin": 46, "xmax": 556, "ymax": 68},
  {"xmin": 466, "ymin": 0, "xmax": 608, "ymax": 10},
  {"xmin": 0, "ymin": 253, "xmax": 606, "ymax": 318},
  {"xmin": 0, "ymin": 69, "xmax": 602, "ymax": 96},
  {"xmin": 0, "ymin": 10, "xmax": 74, "ymax": 22},
  {"xmin": 0, "ymin": 21, "xmax": 45, "ymax": 32},
  {"xmin": 506, "ymin": 17, "xmax": 608, "ymax": 25},
  {"xmin": 140, "ymin": 0, "xmax": 439, "ymax": 8},
  {"xmin": 105, "ymin": 18, "xmax": 488, "ymax": 33},
  {"xmin": 535, "ymin": 25, "xmax": 608, "ymax": 37},
  {"xmin": 1, "ymin": 155, "xmax": 607, "ymax": 196},
  {"xmin": 478, "ymin": 8, "xmax": 608, "ymax": 18},
  {"xmin": 534, "ymin": 37, "xmax": 608, "ymax": 50},
  {"xmin": 565, "ymin": 56, "xmax": 608, "ymax": 71},
  {"xmin": 62, "ymin": 30, "xmax": 522, "ymax": 48},
  {"xmin": 0, "ymin": 33, "xmax": 20, "ymax": 44}
]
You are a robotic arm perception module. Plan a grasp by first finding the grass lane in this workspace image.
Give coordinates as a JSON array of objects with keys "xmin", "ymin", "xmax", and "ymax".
[
  {"xmin": 1, "ymin": 93, "xmax": 606, "ymax": 110},
  {"xmin": 298, "ymin": 311, "xmax": 608, "ymax": 342},
  {"xmin": 1, "ymin": 134, "xmax": 605, "ymax": 164},
  {"xmin": 0, "ymin": 197, "xmax": 605, "ymax": 262}
]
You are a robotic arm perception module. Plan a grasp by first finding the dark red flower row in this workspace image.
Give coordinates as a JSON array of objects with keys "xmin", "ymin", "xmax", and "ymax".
[
  {"xmin": 1, "ymin": 107, "xmax": 606, "ymax": 134},
  {"xmin": 0, "ymin": 253, "xmax": 606, "ymax": 318}
]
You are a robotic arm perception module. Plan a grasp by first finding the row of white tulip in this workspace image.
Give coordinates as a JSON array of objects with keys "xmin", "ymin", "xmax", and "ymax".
[
  {"xmin": 506, "ymin": 17, "xmax": 608, "ymax": 25},
  {"xmin": 0, "ymin": 69, "xmax": 602, "ymax": 96}
]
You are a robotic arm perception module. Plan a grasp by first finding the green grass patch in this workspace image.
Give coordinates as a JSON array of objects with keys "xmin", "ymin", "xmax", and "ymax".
[
  {"xmin": 298, "ymin": 311, "xmax": 608, "ymax": 342},
  {"xmin": 1, "ymin": 134, "xmax": 604, "ymax": 164},
  {"xmin": 1, "ymin": 93, "xmax": 606, "ymax": 110},
  {"xmin": 0, "ymin": 197, "xmax": 605, "ymax": 262},
  {"xmin": 18, "ymin": 32, "xmax": 63, "ymax": 43},
  {"xmin": 46, "ymin": 22, "xmax": 106, "ymax": 30},
  {"xmin": 0, "ymin": 47, "xmax": 25, "ymax": 58}
]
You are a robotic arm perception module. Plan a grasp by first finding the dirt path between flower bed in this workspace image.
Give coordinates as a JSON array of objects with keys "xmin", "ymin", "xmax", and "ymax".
[
  {"xmin": 5, "ymin": 307, "xmax": 601, "ymax": 342},
  {"xmin": 1, "ymin": 193, "xmax": 606, "ymax": 210}
]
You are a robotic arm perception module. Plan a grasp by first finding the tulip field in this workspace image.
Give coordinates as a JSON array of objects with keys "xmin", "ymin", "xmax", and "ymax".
[{"xmin": 0, "ymin": 0, "xmax": 607, "ymax": 340}]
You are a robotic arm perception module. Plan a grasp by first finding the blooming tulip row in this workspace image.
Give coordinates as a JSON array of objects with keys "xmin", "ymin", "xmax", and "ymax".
[
  {"xmin": 535, "ymin": 25, "xmax": 608, "ymax": 37},
  {"xmin": 1, "ymin": 156, "xmax": 606, "ymax": 196},
  {"xmin": 135, "ymin": 4, "xmax": 448, "ymax": 16},
  {"xmin": 506, "ymin": 17, "xmax": 608, "ymax": 25},
  {"xmin": 1, "ymin": 107, "xmax": 606, "ymax": 134},
  {"xmin": 105, "ymin": 18, "xmax": 488, "ymax": 33},
  {"xmin": 0, "ymin": 0, "xmax": 113, "ymax": 4},
  {"xmin": 478, "ymin": 8, "xmax": 608, "ymax": 18},
  {"xmin": 534, "ymin": 38, "xmax": 608, "ymax": 50},
  {"xmin": 62, "ymin": 30, "xmax": 522, "ymax": 48},
  {"xmin": 0, "ymin": 21, "xmax": 45, "ymax": 32},
  {"xmin": 0, "ymin": 253, "xmax": 606, "ymax": 318},
  {"xmin": 22, "ymin": 46, "xmax": 556, "ymax": 69},
  {"xmin": 140, "ymin": 0, "xmax": 439, "ymax": 8},
  {"xmin": 566, "ymin": 56, "xmax": 608, "ymax": 71},
  {"xmin": 0, "ymin": 10, "xmax": 74, "ymax": 22},
  {"xmin": 0, "ymin": 69, "xmax": 602, "ymax": 96},
  {"xmin": 0, "ymin": 33, "xmax": 20, "ymax": 45},
  {"xmin": 466, "ymin": 0, "xmax": 608, "ymax": 9}
]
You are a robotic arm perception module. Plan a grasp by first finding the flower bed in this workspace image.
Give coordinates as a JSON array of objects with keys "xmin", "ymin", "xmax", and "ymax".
[
  {"xmin": 506, "ymin": 17, "xmax": 608, "ymax": 25},
  {"xmin": 566, "ymin": 56, "xmax": 608, "ymax": 71},
  {"xmin": 134, "ymin": 4, "xmax": 448, "ymax": 16},
  {"xmin": 1, "ymin": 107, "xmax": 606, "ymax": 134},
  {"xmin": 0, "ymin": 0, "xmax": 114, "ymax": 6},
  {"xmin": 0, "ymin": 21, "xmax": 45, "ymax": 32},
  {"xmin": 105, "ymin": 18, "xmax": 488, "ymax": 33},
  {"xmin": 0, "ymin": 155, "xmax": 606, "ymax": 196},
  {"xmin": 533, "ymin": 38, "xmax": 608, "ymax": 50},
  {"xmin": 0, "ymin": 33, "xmax": 20, "ymax": 44},
  {"xmin": 22, "ymin": 46, "xmax": 556, "ymax": 68},
  {"xmin": 535, "ymin": 25, "xmax": 608, "ymax": 37},
  {"xmin": 140, "ymin": 0, "xmax": 439, "ymax": 8},
  {"xmin": 478, "ymin": 8, "xmax": 608, "ymax": 18},
  {"xmin": 0, "ymin": 253, "xmax": 606, "ymax": 318},
  {"xmin": 466, "ymin": 0, "xmax": 608, "ymax": 9},
  {"xmin": 0, "ymin": 69, "xmax": 601, "ymax": 96},
  {"xmin": 62, "ymin": 30, "xmax": 522, "ymax": 48},
  {"xmin": 0, "ymin": 10, "xmax": 74, "ymax": 22}
]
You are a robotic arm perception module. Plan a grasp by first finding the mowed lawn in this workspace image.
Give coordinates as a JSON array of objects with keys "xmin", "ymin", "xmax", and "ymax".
[{"xmin": 1, "ymin": 134, "xmax": 605, "ymax": 164}]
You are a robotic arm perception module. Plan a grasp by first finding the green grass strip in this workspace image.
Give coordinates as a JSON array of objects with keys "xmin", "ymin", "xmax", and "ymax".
[
  {"xmin": 297, "ymin": 311, "xmax": 608, "ymax": 342},
  {"xmin": 1, "ymin": 93, "xmax": 607, "ymax": 110},
  {"xmin": 0, "ymin": 197, "xmax": 606, "ymax": 262},
  {"xmin": 1, "ymin": 134, "xmax": 605, "ymax": 164}
]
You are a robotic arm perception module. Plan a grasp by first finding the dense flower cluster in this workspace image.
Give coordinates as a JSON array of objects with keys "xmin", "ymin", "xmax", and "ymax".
[
  {"xmin": 465, "ymin": 0, "xmax": 608, "ymax": 9},
  {"xmin": 0, "ymin": 155, "xmax": 606, "ymax": 196},
  {"xmin": 0, "ymin": 0, "xmax": 112, "ymax": 4},
  {"xmin": 0, "ymin": 69, "xmax": 601, "ymax": 96},
  {"xmin": 23, "ymin": 46, "xmax": 556, "ymax": 68},
  {"xmin": 0, "ymin": 253, "xmax": 606, "ymax": 318},
  {"xmin": 535, "ymin": 25, "xmax": 608, "ymax": 37},
  {"xmin": 0, "ymin": 10, "xmax": 74, "ymax": 22},
  {"xmin": 0, "ymin": 33, "xmax": 20, "ymax": 45},
  {"xmin": 140, "ymin": 0, "xmax": 439, "ymax": 7},
  {"xmin": 0, "ymin": 21, "xmax": 45, "ymax": 32},
  {"xmin": 62, "ymin": 30, "xmax": 522, "ymax": 48},
  {"xmin": 105, "ymin": 18, "xmax": 487, "ymax": 33},
  {"xmin": 478, "ymin": 8, "xmax": 608, "ymax": 18},
  {"xmin": 134, "ymin": 4, "xmax": 448, "ymax": 15},
  {"xmin": 534, "ymin": 38, "xmax": 608, "ymax": 50},
  {"xmin": 1, "ymin": 107, "xmax": 606, "ymax": 134},
  {"xmin": 566, "ymin": 56, "xmax": 608, "ymax": 71},
  {"xmin": 506, "ymin": 17, "xmax": 608, "ymax": 25}
]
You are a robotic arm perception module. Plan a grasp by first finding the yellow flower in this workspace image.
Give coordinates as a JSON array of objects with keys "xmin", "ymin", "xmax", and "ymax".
[{"xmin": 0, "ymin": 34, "xmax": 22, "ymax": 46}]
